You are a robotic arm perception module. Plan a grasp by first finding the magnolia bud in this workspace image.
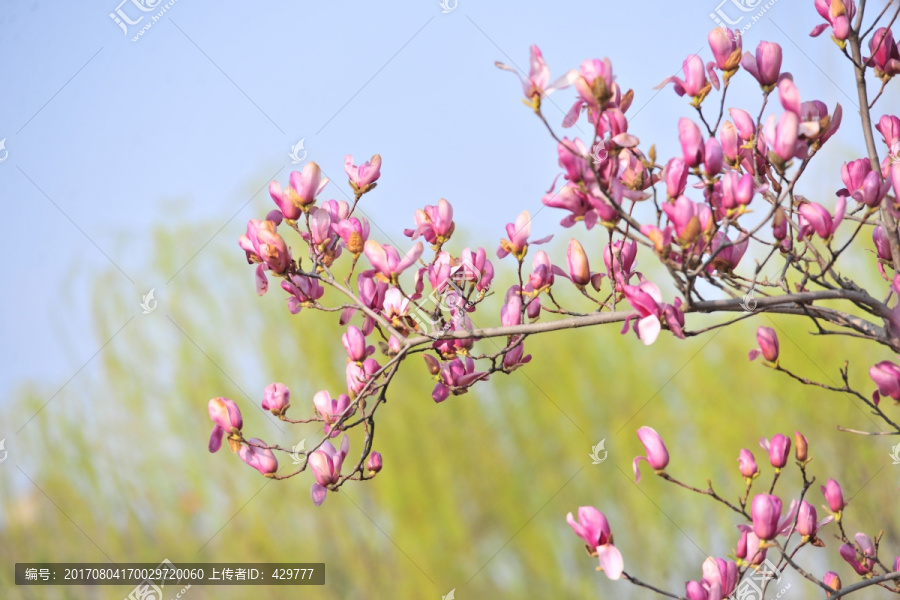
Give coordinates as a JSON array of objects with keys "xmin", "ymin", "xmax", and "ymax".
[
  {"xmin": 794, "ymin": 431, "xmax": 808, "ymax": 462},
  {"xmin": 367, "ymin": 451, "xmax": 383, "ymax": 474}
]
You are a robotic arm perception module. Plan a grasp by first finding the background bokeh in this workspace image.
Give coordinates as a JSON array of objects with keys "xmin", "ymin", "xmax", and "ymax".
[{"xmin": 1, "ymin": 0, "xmax": 898, "ymax": 598}]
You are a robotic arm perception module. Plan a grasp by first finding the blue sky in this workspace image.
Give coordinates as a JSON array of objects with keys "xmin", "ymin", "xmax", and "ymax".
[{"xmin": 1, "ymin": 0, "xmax": 894, "ymax": 401}]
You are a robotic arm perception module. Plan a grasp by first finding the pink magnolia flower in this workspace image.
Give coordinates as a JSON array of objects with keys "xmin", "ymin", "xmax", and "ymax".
[
  {"xmin": 404, "ymin": 198, "xmax": 455, "ymax": 245},
  {"xmin": 798, "ymin": 100, "xmax": 843, "ymax": 146},
  {"xmin": 262, "ymin": 382, "xmax": 290, "ymax": 416},
  {"xmin": 501, "ymin": 289, "xmax": 523, "ymax": 327},
  {"xmin": 866, "ymin": 27, "xmax": 900, "ymax": 80},
  {"xmin": 719, "ymin": 121, "xmax": 741, "ymax": 165},
  {"xmin": 381, "ymin": 287, "xmax": 410, "ymax": 327},
  {"xmin": 633, "ymin": 426, "xmax": 669, "ymax": 482},
  {"xmin": 762, "ymin": 111, "xmax": 799, "ymax": 162},
  {"xmin": 759, "ymin": 433, "xmax": 791, "ymax": 469},
  {"xmin": 720, "ymin": 170, "xmax": 757, "ymax": 213},
  {"xmin": 708, "ymin": 27, "xmax": 743, "ymax": 74},
  {"xmin": 344, "ymin": 153, "xmax": 382, "ymax": 192},
  {"xmin": 838, "ymin": 158, "xmax": 891, "ymax": 207},
  {"xmin": 281, "ymin": 274, "xmax": 325, "ymax": 314},
  {"xmin": 564, "ymin": 57, "xmax": 619, "ymax": 128},
  {"xmin": 707, "ymin": 232, "xmax": 748, "ymax": 274},
  {"xmin": 751, "ymin": 494, "xmax": 782, "ymax": 540},
  {"xmin": 289, "ymin": 162, "xmax": 329, "ymax": 209},
  {"xmin": 741, "ymin": 41, "xmax": 783, "ymax": 89},
  {"xmin": 239, "ymin": 439, "xmax": 278, "ymax": 476},
  {"xmin": 840, "ymin": 533, "xmax": 876, "ymax": 575},
  {"xmin": 797, "ymin": 499, "xmax": 833, "ymax": 540},
  {"xmin": 309, "ymin": 434, "xmax": 349, "ymax": 506},
  {"xmin": 338, "ymin": 272, "xmax": 387, "ymax": 334},
  {"xmin": 364, "ymin": 240, "xmax": 424, "ymax": 281},
  {"xmin": 640, "ymin": 224, "xmax": 674, "ymax": 255},
  {"xmin": 269, "ymin": 179, "xmax": 302, "ymax": 221},
  {"xmin": 459, "ymin": 247, "xmax": 494, "ymax": 292},
  {"xmin": 320, "ymin": 199, "xmax": 350, "ymax": 222},
  {"xmin": 704, "ymin": 138, "xmax": 724, "ymax": 176},
  {"xmin": 543, "ymin": 183, "xmax": 598, "ymax": 230},
  {"xmin": 736, "ymin": 525, "xmax": 767, "ymax": 565},
  {"xmin": 313, "ymin": 390, "xmax": 352, "ymax": 437},
  {"xmin": 303, "ymin": 208, "xmax": 339, "ymax": 265},
  {"xmin": 798, "ymin": 198, "xmax": 846, "ymax": 240},
  {"xmin": 530, "ymin": 250, "xmax": 555, "ymax": 291},
  {"xmin": 738, "ymin": 449, "xmax": 758, "ymax": 479},
  {"xmin": 687, "ymin": 557, "xmax": 738, "ymax": 599},
  {"xmin": 209, "ymin": 396, "xmax": 243, "ymax": 433},
  {"xmin": 730, "ymin": 108, "xmax": 757, "ymax": 140},
  {"xmin": 821, "ymin": 478, "xmax": 846, "ymax": 514},
  {"xmin": 332, "ymin": 216, "xmax": 370, "ymax": 255},
  {"xmin": 367, "ymin": 451, "xmax": 383, "ymax": 474},
  {"xmin": 664, "ymin": 157, "xmax": 689, "ymax": 198},
  {"xmin": 622, "ymin": 280, "xmax": 685, "ymax": 345},
  {"xmin": 870, "ymin": 360, "xmax": 900, "ymax": 403},
  {"xmin": 604, "ymin": 240, "xmax": 638, "ymax": 291},
  {"xmin": 777, "ymin": 76, "xmax": 801, "ymax": 116},
  {"xmin": 239, "ymin": 219, "xmax": 291, "ymax": 275},
  {"xmin": 824, "ymin": 571, "xmax": 842, "ymax": 593},
  {"xmin": 616, "ymin": 149, "xmax": 655, "ymax": 199},
  {"xmin": 346, "ymin": 358, "xmax": 381, "ymax": 396},
  {"xmin": 565, "ymin": 239, "xmax": 591, "ymax": 287},
  {"xmin": 566, "ymin": 507, "xmax": 624, "ymax": 580},
  {"xmin": 657, "ymin": 55, "xmax": 711, "ymax": 104},
  {"xmin": 873, "ymin": 225, "xmax": 893, "ymax": 262},
  {"xmin": 876, "ymin": 115, "xmax": 900, "ymax": 148},
  {"xmin": 497, "ymin": 210, "xmax": 553, "ymax": 259},
  {"xmin": 679, "ymin": 118, "xmax": 705, "ymax": 167},
  {"xmin": 702, "ymin": 557, "xmax": 738, "ymax": 599},
  {"xmin": 495, "ymin": 44, "xmax": 574, "ymax": 105},
  {"xmin": 663, "ymin": 195, "xmax": 712, "ymax": 246},
  {"xmin": 810, "ymin": 0, "xmax": 856, "ymax": 40},
  {"xmin": 208, "ymin": 397, "xmax": 243, "ymax": 453},
  {"xmin": 749, "ymin": 326, "xmax": 779, "ymax": 363},
  {"xmin": 342, "ymin": 325, "xmax": 374, "ymax": 363},
  {"xmin": 557, "ymin": 137, "xmax": 592, "ymax": 183},
  {"xmin": 685, "ymin": 580, "xmax": 707, "ymax": 600},
  {"xmin": 503, "ymin": 338, "xmax": 532, "ymax": 371},
  {"xmin": 432, "ymin": 357, "xmax": 489, "ymax": 403}
]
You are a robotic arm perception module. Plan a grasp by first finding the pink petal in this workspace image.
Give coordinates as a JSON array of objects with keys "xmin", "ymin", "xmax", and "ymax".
[{"xmin": 596, "ymin": 544, "xmax": 624, "ymax": 580}]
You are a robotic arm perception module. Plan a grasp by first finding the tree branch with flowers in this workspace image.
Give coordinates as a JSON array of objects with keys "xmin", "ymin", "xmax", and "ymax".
[{"xmin": 206, "ymin": 0, "xmax": 900, "ymax": 596}]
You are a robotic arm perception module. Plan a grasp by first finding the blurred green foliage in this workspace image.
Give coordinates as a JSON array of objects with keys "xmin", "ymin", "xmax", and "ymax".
[{"xmin": 1, "ymin": 221, "xmax": 895, "ymax": 600}]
